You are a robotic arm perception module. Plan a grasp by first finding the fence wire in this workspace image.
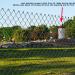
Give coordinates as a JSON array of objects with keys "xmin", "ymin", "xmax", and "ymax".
[
  {"xmin": 0, "ymin": 8, "xmax": 70, "ymax": 28},
  {"xmin": 0, "ymin": 8, "xmax": 75, "ymax": 47},
  {"xmin": 0, "ymin": 8, "xmax": 75, "ymax": 75}
]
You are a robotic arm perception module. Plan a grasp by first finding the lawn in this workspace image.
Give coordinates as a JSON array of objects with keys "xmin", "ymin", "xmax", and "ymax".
[{"xmin": 0, "ymin": 48, "xmax": 75, "ymax": 75}]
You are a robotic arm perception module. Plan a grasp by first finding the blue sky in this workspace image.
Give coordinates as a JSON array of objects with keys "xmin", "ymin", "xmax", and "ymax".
[{"xmin": 0, "ymin": 0, "xmax": 75, "ymax": 17}]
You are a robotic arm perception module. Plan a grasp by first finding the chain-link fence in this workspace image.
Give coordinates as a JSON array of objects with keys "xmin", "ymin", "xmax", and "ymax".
[
  {"xmin": 0, "ymin": 48, "xmax": 75, "ymax": 75},
  {"xmin": 0, "ymin": 8, "xmax": 75, "ymax": 75},
  {"xmin": 0, "ymin": 8, "xmax": 69, "ymax": 28},
  {"xmin": 0, "ymin": 8, "xmax": 75, "ymax": 48}
]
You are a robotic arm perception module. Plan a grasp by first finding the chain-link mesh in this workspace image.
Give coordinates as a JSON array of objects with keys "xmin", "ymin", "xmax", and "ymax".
[
  {"xmin": 0, "ymin": 8, "xmax": 69, "ymax": 27},
  {"xmin": 0, "ymin": 8, "xmax": 72, "ymax": 42},
  {"xmin": 0, "ymin": 8, "xmax": 75, "ymax": 47},
  {"xmin": 0, "ymin": 8, "xmax": 75, "ymax": 75}
]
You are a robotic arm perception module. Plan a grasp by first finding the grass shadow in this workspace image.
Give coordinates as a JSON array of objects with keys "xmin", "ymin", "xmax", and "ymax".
[
  {"xmin": 0, "ymin": 49, "xmax": 75, "ymax": 58},
  {"xmin": 0, "ymin": 63, "xmax": 75, "ymax": 75}
]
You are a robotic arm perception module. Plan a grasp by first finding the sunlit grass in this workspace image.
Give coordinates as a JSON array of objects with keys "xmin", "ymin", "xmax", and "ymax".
[
  {"xmin": 1, "ymin": 47, "xmax": 75, "ymax": 50},
  {"xmin": 0, "ymin": 57, "xmax": 75, "ymax": 67},
  {"xmin": 0, "ymin": 48, "xmax": 75, "ymax": 75}
]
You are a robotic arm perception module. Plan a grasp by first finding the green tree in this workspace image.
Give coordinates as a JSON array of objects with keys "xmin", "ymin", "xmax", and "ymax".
[
  {"xmin": 31, "ymin": 25, "xmax": 50, "ymax": 40},
  {"xmin": 21, "ymin": 29, "xmax": 31, "ymax": 42},
  {"xmin": 0, "ymin": 27, "xmax": 13, "ymax": 41},
  {"xmin": 50, "ymin": 25, "xmax": 58, "ymax": 39},
  {"xmin": 0, "ymin": 26, "xmax": 22, "ymax": 42},
  {"xmin": 12, "ymin": 29, "xmax": 23, "ymax": 42},
  {"xmin": 64, "ymin": 17, "xmax": 75, "ymax": 38},
  {"xmin": 0, "ymin": 29, "xmax": 3, "ymax": 41}
]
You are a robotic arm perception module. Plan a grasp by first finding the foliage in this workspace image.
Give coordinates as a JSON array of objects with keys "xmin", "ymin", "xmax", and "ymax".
[
  {"xmin": 30, "ymin": 25, "xmax": 50, "ymax": 40},
  {"xmin": 0, "ymin": 25, "xmax": 50, "ymax": 42},
  {"xmin": 12, "ymin": 29, "xmax": 23, "ymax": 42},
  {"xmin": 64, "ymin": 16, "xmax": 75, "ymax": 38},
  {"xmin": 21, "ymin": 29, "xmax": 31, "ymax": 42},
  {"xmin": 0, "ymin": 26, "xmax": 22, "ymax": 42},
  {"xmin": 50, "ymin": 25, "xmax": 58, "ymax": 39},
  {"xmin": 1, "ymin": 16, "xmax": 75, "ymax": 42}
]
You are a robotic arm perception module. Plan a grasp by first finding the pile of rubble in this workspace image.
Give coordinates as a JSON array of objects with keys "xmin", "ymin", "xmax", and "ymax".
[{"xmin": 0, "ymin": 39, "xmax": 75, "ymax": 48}]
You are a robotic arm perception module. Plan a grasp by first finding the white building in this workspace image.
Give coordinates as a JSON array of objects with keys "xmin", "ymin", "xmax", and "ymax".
[{"xmin": 58, "ymin": 26, "xmax": 65, "ymax": 39}]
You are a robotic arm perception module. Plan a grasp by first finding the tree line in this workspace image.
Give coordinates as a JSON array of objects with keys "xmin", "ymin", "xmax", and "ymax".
[
  {"xmin": 0, "ymin": 16, "xmax": 75, "ymax": 42},
  {"xmin": 0, "ymin": 25, "xmax": 50, "ymax": 42}
]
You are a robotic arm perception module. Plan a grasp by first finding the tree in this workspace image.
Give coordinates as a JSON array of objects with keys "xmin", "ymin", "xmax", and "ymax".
[
  {"xmin": 50, "ymin": 25, "xmax": 58, "ymax": 39},
  {"xmin": 0, "ymin": 26, "xmax": 22, "ymax": 42},
  {"xmin": 0, "ymin": 27, "xmax": 13, "ymax": 41},
  {"xmin": 21, "ymin": 29, "xmax": 31, "ymax": 42},
  {"xmin": 28, "ymin": 26, "xmax": 36, "ymax": 31},
  {"xmin": 31, "ymin": 25, "xmax": 50, "ymax": 40},
  {"xmin": 0, "ymin": 29, "xmax": 3, "ymax": 42},
  {"xmin": 0, "ymin": 25, "xmax": 50, "ymax": 42},
  {"xmin": 12, "ymin": 29, "xmax": 23, "ymax": 42},
  {"xmin": 64, "ymin": 17, "xmax": 75, "ymax": 38}
]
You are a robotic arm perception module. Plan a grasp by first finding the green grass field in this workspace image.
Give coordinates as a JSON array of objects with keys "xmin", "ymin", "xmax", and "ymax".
[{"xmin": 0, "ymin": 48, "xmax": 75, "ymax": 75}]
